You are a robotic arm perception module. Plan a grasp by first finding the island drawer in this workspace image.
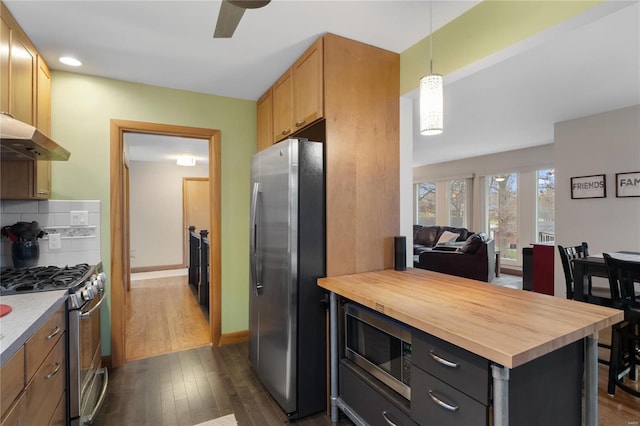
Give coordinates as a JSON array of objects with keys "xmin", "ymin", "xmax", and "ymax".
[
  {"xmin": 412, "ymin": 329, "xmax": 489, "ymax": 404},
  {"xmin": 25, "ymin": 304, "xmax": 65, "ymax": 381},
  {"xmin": 411, "ymin": 366, "xmax": 488, "ymax": 426},
  {"xmin": 339, "ymin": 359, "xmax": 417, "ymax": 426}
]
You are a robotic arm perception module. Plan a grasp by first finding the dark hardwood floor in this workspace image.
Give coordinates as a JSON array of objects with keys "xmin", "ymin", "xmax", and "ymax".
[{"xmin": 93, "ymin": 343, "xmax": 352, "ymax": 426}]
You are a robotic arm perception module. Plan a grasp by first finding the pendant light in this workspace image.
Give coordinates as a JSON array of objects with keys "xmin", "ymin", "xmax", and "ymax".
[{"xmin": 419, "ymin": 1, "xmax": 443, "ymax": 136}]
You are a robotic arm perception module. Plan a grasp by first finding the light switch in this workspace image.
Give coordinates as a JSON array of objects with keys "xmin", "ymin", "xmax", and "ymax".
[
  {"xmin": 49, "ymin": 233, "xmax": 62, "ymax": 250},
  {"xmin": 70, "ymin": 211, "xmax": 89, "ymax": 226}
]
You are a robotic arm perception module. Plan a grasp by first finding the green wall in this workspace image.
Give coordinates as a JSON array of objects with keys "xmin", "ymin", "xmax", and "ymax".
[
  {"xmin": 400, "ymin": 0, "xmax": 603, "ymax": 95},
  {"xmin": 50, "ymin": 71, "xmax": 255, "ymax": 355}
]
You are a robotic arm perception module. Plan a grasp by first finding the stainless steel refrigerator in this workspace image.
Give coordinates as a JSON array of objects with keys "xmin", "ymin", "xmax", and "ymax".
[{"xmin": 249, "ymin": 138, "xmax": 326, "ymax": 419}]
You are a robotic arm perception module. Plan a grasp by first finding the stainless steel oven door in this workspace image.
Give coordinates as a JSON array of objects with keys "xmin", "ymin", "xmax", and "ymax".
[{"xmin": 69, "ymin": 290, "xmax": 108, "ymax": 425}]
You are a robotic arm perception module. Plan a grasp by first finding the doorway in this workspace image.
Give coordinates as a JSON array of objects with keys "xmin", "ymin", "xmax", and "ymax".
[{"xmin": 110, "ymin": 119, "xmax": 221, "ymax": 368}]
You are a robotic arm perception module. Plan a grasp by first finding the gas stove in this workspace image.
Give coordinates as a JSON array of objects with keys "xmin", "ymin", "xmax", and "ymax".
[{"xmin": 0, "ymin": 263, "xmax": 92, "ymax": 295}]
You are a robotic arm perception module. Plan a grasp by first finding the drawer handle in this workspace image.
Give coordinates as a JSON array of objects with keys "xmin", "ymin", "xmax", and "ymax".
[
  {"xmin": 281, "ymin": 129, "xmax": 291, "ymax": 136},
  {"xmin": 45, "ymin": 326, "xmax": 61, "ymax": 340},
  {"xmin": 381, "ymin": 411, "xmax": 398, "ymax": 426},
  {"xmin": 428, "ymin": 390, "xmax": 459, "ymax": 412},
  {"xmin": 45, "ymin": 362, "xmax": 61, "ymax": 380},
  {"xmin": 295, "ymin": 120, "xmax": 306, "ymax": 127},
  {"xmin": 429, "ymin": 350, "xmax": 459, "ymax": 368}
]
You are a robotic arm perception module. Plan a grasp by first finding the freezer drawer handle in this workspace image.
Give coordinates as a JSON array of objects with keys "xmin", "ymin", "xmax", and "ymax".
[
  {"xmin": 429, "ymin": 350, "xmax": 459, "ymax": 368},
  {"xmin": 381, "ymin": 411, "xmax": 399, "ymax": 426},
  {"xmin": 428, "ymin": 390, "xmax": 459, "ymax": 412}
]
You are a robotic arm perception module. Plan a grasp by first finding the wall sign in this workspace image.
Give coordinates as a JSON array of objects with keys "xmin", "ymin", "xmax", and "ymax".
[
  {"xmin": 615, "ymin": 171, "xmax": 640, "ymax": 197},
  {"xmin": 571, "ymin": 174, "xmax": 606, "ymax": 199}
]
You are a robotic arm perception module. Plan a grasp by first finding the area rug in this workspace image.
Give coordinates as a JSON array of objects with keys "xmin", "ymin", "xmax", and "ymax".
[{"xmin": 194, "ymin": 414, "xmax": 237, "ymax": 426}]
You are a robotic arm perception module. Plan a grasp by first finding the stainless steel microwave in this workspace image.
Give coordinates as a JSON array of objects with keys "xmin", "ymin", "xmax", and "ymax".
[{"xmin": 344, "ymin": 303, "xmax": 412, "ymax": 400}]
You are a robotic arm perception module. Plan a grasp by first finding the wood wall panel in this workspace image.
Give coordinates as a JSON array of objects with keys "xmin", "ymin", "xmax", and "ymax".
[{"xmin": 324, "ymin": 34, "xmax": 400, "ymax": 276}]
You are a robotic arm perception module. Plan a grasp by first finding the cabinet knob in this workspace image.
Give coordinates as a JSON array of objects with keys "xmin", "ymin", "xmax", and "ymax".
[
  {"xmin": 281, "ymin": 129, "xmax": 291, "ymax": 136},
  {"xmin": 295, "ymin": 120, "xmax": 306, "ymax": 127}
]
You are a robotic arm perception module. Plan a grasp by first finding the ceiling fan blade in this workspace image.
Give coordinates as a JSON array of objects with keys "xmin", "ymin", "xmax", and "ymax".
[{"xmin": 213, "ymin": 0, "xmax": 246, "ymax": 38}]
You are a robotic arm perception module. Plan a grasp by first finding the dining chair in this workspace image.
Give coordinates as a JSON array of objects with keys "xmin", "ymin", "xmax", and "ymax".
[
  {"xmin": 558, "ymin": 243, "xmax": 613, "ymax": 366},
  {"xmin": 558, "ymin": 243, "xmax": 590, "ymax": 300},
  {"xmin": 603, "ymin": 253, "xmax": 640, "ymax": 398}
]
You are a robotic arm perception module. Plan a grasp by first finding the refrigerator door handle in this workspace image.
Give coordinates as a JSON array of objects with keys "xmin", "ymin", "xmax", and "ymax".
[{"xmin": 250, "ymin": 182, "xmax": 263, "ymax": 294}]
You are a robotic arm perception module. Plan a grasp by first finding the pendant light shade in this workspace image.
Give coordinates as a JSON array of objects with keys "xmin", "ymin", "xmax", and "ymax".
[
  {"xmin": 419, "ymin": 73, "xmax": 443, "ymax": 136},
  {"xmin": 419, "ymin": 0, "xmax": 443, "ymax": 136}
]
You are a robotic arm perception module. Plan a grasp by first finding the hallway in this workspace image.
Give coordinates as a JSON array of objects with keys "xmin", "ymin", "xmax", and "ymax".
[{"xmin": 125, "ymin": 270, "xmax": 210, "ymax": 361}]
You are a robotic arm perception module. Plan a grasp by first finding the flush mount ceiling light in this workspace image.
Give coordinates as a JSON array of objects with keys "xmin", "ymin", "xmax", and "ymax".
[
  {"xmin": 59, "ymin": 56, "xmax": 82, "ymax": 67},
  {"xmin": 419, "ymin": 1, "xmax": 443, "ymax": 136},
  {"xmin": 176, "ymin": 155, "xmax": 196, "ymax": 166},
  {"xmin": 495, "ymin": 176, "xmax": 506, "ymax": 182}
]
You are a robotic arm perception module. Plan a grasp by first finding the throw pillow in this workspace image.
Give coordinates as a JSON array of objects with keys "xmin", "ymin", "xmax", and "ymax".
[
  {"xmin": 458, "ymin": 233, "xmax": 486, "ymax": 254},
  {"xmin": 436, "ymin": 231, "xmax": 459, "ymax": 246}
]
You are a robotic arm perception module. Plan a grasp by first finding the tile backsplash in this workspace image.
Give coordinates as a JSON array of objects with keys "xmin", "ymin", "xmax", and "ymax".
[{"xmin": 1, "ymin": 200, "xmax": 101, "ymax": 268}]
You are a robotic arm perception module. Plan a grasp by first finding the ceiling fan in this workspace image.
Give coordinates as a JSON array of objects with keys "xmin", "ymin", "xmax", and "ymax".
[{"xmin": 213, "ymin": 0, "xmax": 271, "ymax": 38}]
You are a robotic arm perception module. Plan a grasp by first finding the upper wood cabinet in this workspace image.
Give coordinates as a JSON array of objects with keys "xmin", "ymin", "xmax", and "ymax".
[
  {"xmin": 257, "ymin": 33, "xmax": 400, "ymax": 277},
  {"xmin": 268, "ymin": 37, "xmax": 324, "ymax": 145},
  {"xmin": 292, "ymin": 38, "xmax": 323, "ymax": 132},
  {"xmin": 272, "ymin": 67, "xmax": 293, "ymax": 142},
  {"xmin": 0, "ymin": 2, "xmax": 52, "ymax": 199},
  {"xmin": 256, "ymin": 88, "xmax": 273, "ymax": 152}
]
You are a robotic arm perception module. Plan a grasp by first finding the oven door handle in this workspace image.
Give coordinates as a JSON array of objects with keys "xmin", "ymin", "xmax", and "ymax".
[
  {"xmin": 80, "ymin": 293, "xmax": 105, "ymax": 319},
  {"xmin": 84, "ymin": 367, "xmax": 108, "ymax": 425}
]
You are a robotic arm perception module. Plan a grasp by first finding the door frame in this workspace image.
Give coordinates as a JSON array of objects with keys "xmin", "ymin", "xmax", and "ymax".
[{"xmin": 110, "ymin": 119, "xmax": 221, "ymax": 368}]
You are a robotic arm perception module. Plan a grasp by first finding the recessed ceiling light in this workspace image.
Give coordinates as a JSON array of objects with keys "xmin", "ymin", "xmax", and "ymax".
[
  {"xmin": 176, "ymin": 155, "xmax": 196, "ymax": 166},
  {"xmin": 59, "ymin": 56, "xmax": 82, "ymax": 67}
]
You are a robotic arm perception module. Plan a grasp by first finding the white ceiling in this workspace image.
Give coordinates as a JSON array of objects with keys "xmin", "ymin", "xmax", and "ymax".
[{"xmin": 4, "ymin": 1, "xmax": 639, "ymax": 166}]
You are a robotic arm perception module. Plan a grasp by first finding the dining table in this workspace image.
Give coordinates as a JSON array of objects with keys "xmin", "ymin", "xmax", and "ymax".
[{"xmin": 572, "ymin": 251, "xmax": 640, "ymax": 302}]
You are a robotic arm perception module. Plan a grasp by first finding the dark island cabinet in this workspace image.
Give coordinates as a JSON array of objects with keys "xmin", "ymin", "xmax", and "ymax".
[{"xmin": 340, "ymin": 359, "xmax": 417, "ymax": 426}]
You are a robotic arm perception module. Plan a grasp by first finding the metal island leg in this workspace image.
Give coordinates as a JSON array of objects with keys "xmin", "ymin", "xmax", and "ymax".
[
  {"xmin": 584, "ymin": 332, "xmax": 599, "ymax": 426},
  {"xmin": 330, "ymin": 291, "xmax": 339, "ymax": 425},
  {"xmin": 491, "ymin": 364, "xmax": 510, "ymax": 426}
]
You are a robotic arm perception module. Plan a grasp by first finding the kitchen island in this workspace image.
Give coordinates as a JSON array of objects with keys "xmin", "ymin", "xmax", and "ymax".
[{"xmin": 318, "ymin": 268, "xmax": 623, "ymax": 426}]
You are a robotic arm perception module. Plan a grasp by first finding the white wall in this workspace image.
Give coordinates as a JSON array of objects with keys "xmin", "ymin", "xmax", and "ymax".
[
  {"xmin": 554, "ymin": 105, "xmax": 640, "ymax": 296},
  {"xmin": 129, "ymin": 161, "xmax": 208, "ymax": 269}
]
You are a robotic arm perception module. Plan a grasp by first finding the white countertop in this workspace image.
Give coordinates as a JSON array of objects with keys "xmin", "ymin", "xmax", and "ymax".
[{"xmin": 0, "ymin": 290, "xmax": 67, "ymax": 365}]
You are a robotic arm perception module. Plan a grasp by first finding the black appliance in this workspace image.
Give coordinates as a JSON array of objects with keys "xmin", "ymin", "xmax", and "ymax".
[{"xmin": 344, "ymin": 303, "xmax": 412, "ymax": 400}]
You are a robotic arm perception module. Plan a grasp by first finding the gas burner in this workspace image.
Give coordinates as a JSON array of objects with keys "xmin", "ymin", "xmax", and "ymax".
[{"xmin": 0, "ymin": 264, "xmax": 92, "ymax": 295}]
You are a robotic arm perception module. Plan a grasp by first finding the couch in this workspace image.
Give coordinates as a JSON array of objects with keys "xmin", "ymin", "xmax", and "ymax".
[
  {"xmin": 413, "ymin": 225, "xmax": 473, "ymax": 255},
  {"xmin": 416, "ymin": 233, "xmax": 496, "ymax": 282}
]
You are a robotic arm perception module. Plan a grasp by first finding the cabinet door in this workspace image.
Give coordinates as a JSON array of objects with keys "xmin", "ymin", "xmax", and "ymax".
[
  {"xmin": 10, "ymin": 32, "xmax": 35, "ymax": 125},
  {"xmin": 35, "ymin": 57, "xmax": 51, "ymax": 198},
  {"xmin": 272, "ymin": 67, "xmax": 293, "ymax": 143},
  {"xmin": 0, "ymin": 16, "xmax": 9, "ymax": 113},
  {"xmin": 293, "ymin": 37, "xmax": 323, "ymax": 131},
  {"xmin": 256, "ymin": 88, "xmax": 273, "ymax": 151}
]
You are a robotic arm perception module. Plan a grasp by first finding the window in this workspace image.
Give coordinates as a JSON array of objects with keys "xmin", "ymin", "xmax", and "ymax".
[
  {"xmin": 487, "ymin": 174, "xmax": 518, "ymax": 261},
  {"xmin": 448, "ymin": 179, "xmax": 466, "ymax": 227},
  {"xmin": 416, "ymin": 182, "xmax": 436, "ymax": 225},
  {"xmin": 537, "ymin": 169, "xmax": 555, "ymax": 242}
]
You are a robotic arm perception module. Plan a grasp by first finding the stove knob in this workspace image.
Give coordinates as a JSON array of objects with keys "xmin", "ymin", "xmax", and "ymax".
[
  {"xmin": 98, "ymin": 272, "xmax": 107, "ymax": 283},
  {"xmin": 82, "ymin": 288, "xmax": 91, "ymax": 301}
]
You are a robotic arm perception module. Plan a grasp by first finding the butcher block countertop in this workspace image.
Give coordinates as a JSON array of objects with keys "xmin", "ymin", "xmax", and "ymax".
[{"xmin": 318, "ymin": 268, "xmax": 623, "ymax": 369}]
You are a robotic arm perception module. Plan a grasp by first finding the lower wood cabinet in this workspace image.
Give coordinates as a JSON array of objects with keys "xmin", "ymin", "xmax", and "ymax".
[
  {"xmin": 0, "ymin": 303, "xmax": 66, "ymax": 426},
  {"xmin": 340, "ymin": 359, "xmax": 416, "ymax": 426}
]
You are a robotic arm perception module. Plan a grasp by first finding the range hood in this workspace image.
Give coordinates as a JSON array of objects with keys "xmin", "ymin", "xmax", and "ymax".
[{"xmin": 0, "ymin": 113, "xmax": 71, "ymax": 161}]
